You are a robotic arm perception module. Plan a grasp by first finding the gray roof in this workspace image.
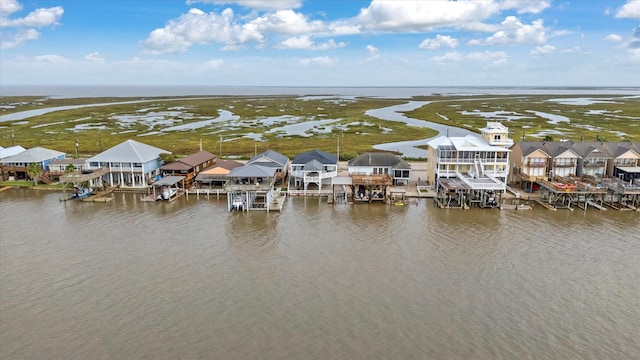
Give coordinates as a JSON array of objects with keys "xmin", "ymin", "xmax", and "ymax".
[
  {"xmin": 0, "ymin": 145, "xmax": 26, "ymax": 159},
  {"xmin": 573, "ymin": 142, "xmax": 612, "ymax": 158},
  {"xmin": 603, "ymin": 142, "xmax": 640, "ymax": 158},
  {"xmin": 88, "ymin": 140, "xmax": 170, "ymax": 163},
  {"xmin": 303, "ymin": 159, "xmax": 324, "ymax": 171},
  {"xmin": 513, "ymin": 141, "xmax": 579, "ymax": 158},
  {"xmin": 247, "ymin": 150, "xmax": 289, "ymax": 167},
  {"xmin": 227, "ymin": 164, "xmax": 277, "ymax": 178},
  {"xmin": 292, "ymin": 149, "xmax": 337, "ymax": 165},
  {"xmin": 152, "ymin": 175, "xmax": 185, "ymax": 186},
  {"xmin": 347, "ymin": 152, "xmax": 411, "ymax": 169},
  {"xmin": 0, "ymin": 147, "xmax": 65, "ymax": 163}
]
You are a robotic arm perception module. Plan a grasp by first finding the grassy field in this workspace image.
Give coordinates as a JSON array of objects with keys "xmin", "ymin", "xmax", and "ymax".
[
  {"xmin": 1, "ymin": 93, "xmax": 638, "ymax": 159},
  {"xmin": 405, "ymin": 94, "xmax": 640, "ymax": 142}
]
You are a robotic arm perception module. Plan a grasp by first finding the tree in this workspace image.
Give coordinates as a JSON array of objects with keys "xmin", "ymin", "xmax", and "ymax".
[
  {"xmin": 27, "ymin": 163, "xmax": 43, "ymax": 186},
  {"xmin": 65, "ymin": 163, "xmax": 76, "ymax": 173},
  {"xmin": 543, "ymin": 135, "xmax": 554, "ymax": 141}
]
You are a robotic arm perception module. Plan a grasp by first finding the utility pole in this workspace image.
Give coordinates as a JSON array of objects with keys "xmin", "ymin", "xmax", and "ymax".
[
  {"xmin": 75, "ymin": 139, "xmax": 79, "ymax": 159},
  {"xmin": 219, "ymin": 135, "xmax": 223, "ymax": 158},
  {"xmin": 11, "ymin": 131, "xmax": 15, "ymax": 146}
]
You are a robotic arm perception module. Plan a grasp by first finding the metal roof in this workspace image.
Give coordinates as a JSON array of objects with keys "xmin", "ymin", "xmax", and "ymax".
[
  {"xmin": 152, "ymin": 176, "xmax": 185, "ymax": 186},
  {"xmin": 87, "ymin": 140, "xmax": 170, "ymax": 163},
  {"xmin": 0, "ymin": 147, "xmax": 65, "ymax": 163},
  {"xmin": 292, "ymin": 149, "xmax": 337, "ymax": 165}
]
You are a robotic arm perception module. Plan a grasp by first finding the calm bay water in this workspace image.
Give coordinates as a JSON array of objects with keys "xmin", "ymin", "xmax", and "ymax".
[{"xmin": 1, "ymin": 189, "xmax": 638, "ymax": 359}]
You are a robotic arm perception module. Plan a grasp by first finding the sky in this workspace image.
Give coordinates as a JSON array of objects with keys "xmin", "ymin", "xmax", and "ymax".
[{"xmin": 0, "ymin": 0, "xmax": 639, "ymax": 87}]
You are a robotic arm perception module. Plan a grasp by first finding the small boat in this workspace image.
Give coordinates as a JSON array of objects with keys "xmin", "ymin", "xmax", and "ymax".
[
  {"xmin": 232, "ymin": 194, "xmax": 244, "ymax": 210},
  {"xmin": 157, "ymin": 185, "xmax": 178, "ymax": 200}
]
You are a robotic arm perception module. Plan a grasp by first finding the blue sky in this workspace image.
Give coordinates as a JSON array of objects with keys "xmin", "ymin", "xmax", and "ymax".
[{"xmin": 1, "ymin": 0, "xmax": 639, "ymax": 87}]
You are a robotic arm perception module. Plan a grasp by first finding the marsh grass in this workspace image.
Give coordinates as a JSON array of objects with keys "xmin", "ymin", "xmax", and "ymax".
[
  {"xmin": 1, "ymin": 96, "xmax": 437, "ymax": 158},
  {"xmin": 404, "ymin": 94, "xmax": 640, "ymax": 142},
  {"xmin": 2, "ymin": 94, "xmax": 637, "ymax": 158}
]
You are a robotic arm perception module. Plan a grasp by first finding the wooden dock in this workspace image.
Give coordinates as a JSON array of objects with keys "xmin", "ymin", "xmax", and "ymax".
[{"xmin": 0, "ymin": 186, "xmax": 13, "ymax": 193}]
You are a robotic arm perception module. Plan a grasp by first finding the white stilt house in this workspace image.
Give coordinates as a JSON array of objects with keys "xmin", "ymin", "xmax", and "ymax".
[{"xmin": 86, "ymin": 140, "xmax": 171, "ymax": 188}]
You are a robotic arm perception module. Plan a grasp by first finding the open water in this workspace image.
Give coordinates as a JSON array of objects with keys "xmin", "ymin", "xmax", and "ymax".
[{"xmin": 1, "ymin": 190, "xmax": 639, "ymax": 359}]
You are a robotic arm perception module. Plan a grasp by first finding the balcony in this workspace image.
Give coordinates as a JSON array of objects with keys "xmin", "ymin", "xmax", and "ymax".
[
  {"xmin": 525, "ymin": 161, "xmax": 547, "ymax": 167},
  {"xmin": 583, "ymin": 160, "xmax": 606, "ymax": 167},
  {"xmin": 552, "ymin": 161, "xmax": 576, "ymax": 168}
]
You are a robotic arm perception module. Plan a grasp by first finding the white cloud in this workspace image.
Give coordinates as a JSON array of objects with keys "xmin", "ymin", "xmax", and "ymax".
[
  {"xmin": 531, "ymin": 44, "xmax": 555, "ymax": 55},
  {"xmin": 0, "ymin": 0, "xmax": 22, "ymax": 17},
  {"xmin": 186, "ymin": 0, "xmax": 303, "ymax": 10},
  {"xmin": 141, "ymin": 7, "xmax": 332, "ymax": 54},
  {"xmin": 141, "ymin": 8, "xmax": 264, "ymax": 54},
  {"xmin": 467, "ymin": 50, "xmax": 507, "ymax": 61},
  {"xmin": 202, "ymin": 59, "xmax": 224, "ymax": 70},
  {"xmin": 363, "ymin": 44, "xmax": 379, "ymax": 62},
  {"xmin": 355, "ymin": 0, "xmax": 499, "ymax": 32},
  {"xmin": 419, "ymin": 34, "xmax": 458, "ymax": 50},
  {"xmin": 0, "ymin": 28, "xmax": 38, "ymax": 49},
  {"xmin": 277, "ymin": 35, "xmax": 346, "ymax": 50},
  {"xmin": 431, "ymin": 51, "xmax": 463, "ymax": 64},
  {"xmin": 299, "ymin": 56, "xmax": 338, "ymax": 67},
  {"xmin": 366, "ymin": 45, "xmax": 379, "ymax": 57},
  {"xmin": 500, "ymin": 0, "xmax": 551, "ymax": 14},
  {"xmin": 615, "ymin": 0, "xmax": 640, "ymax": 19},
  {"xmin": 469, "ymin": 16, "xmax": 547, "ymax": 45},
  {"xmin": 605, "ymin": 34, "xmax": 623, "ymax": 42},
  {"xmin": 34, "ymin": 54, "xmax": 68, "ymax": 63},
  {"xmin": 0, "ymin": 0, "xmax": 63, "ymax": 49},
  {"xmin": 85, "ymin": 52, "xmax": 105, "ymax": 63},
  {"xmin": 561, "ymin": 46, "xmax": 590, "ymax": 54},
  {"xmin": 4, "ymin": 6, "xmax": 63, "ymax": 27},
  {"xmin": 251, "ymin": 9, "xmax": 324, "ymax": 35}
]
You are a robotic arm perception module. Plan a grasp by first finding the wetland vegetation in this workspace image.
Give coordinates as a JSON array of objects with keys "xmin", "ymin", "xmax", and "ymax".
[{"xmin": 1, "ymin": 93, "xmax": 638, "ymax": 159}]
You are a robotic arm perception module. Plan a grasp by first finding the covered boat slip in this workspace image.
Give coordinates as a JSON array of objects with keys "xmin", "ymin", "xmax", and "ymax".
[
  {"xmin": 536, "ymin": 177, "xmax": 640, "ymax": 211},
  {"xmin": 59, "ymin": 167, "xmax": 114, "ymax": 202},
  {"xmin": 226, "ymin": 188, "xmax": 286, "ymax": 212},
  {"xmin": 142, "ymin": 175, "xmax": 186, "ymax": 202},
  {"xmin": 435, "ymin": 176, "xmax": 505, "ymax": 209}
]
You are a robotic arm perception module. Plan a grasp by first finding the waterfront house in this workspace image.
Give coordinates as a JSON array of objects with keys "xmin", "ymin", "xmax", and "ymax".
[
  {"xmin": 426, "ymin": 135, "xmax": 510, "ymax": 208},
  {"xmin": 245, "ymin": 150, "xmax": 289, "ymax": 186},
  {"xmin": 604, "ymin": 142, "xmax": 640, "ymax": 182},
  {"xmin": 48, "ymin": 158, "xmax": 88, "ymax": 177},
  {"xmin": 193, "ymin": 159, "xmax": 244, "ymax": 188},
  {"xmin": 510, "ymin": 141, "xmax": 551, "ymax": 191},
  {"xmin": 574, "ymin": 142, "xmax": 612, "ymax": 178},
  {"xmin": 160, "ymin": 150, "xmax": 216, "ymax": 188},
  {"xmin": 0, "ymin": 146, "xmax": 66, "ymax": 181},
  {"xmin": 289, "ymin": 149, "xmax": 338, "ymax": 193},
  {"xmin": 86, "ymin": 139, "xmax": 170, "ymax": 188},
  {"xmin": 346, "ymin": 152, "xmax": 407, "ymax": 202},
  {"xmin": 542, "ymin": 141, "xmax": 581, "ymax": 179},
  {"xmin": 347, "ymin": 152, "xmax": 411, "ymax": 186},
  {"xmin": 224, "ymin": 163, "xmax": 280, "ymax": 211}
]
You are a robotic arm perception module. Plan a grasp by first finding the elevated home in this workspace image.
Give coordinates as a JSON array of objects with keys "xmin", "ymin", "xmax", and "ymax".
[
  {"xmin": 246, "ymin": 150, "xmax": 289, "ymax": 186},
  {"xmin": 347, "ymin": 152, "xmax": 407, "ymax": 202},
  {"xmin": 0, "ymin": 147, "xmax": 66, "ymax": 181},
  {"xmin": 543, "ymin": 142, "xmax": 581, "ymax": 179},
  {"xmin": 86, "ymin": 139, "xmax": 170, "ymax": 188},
  {"xmin": 224, "ymin": 164, "xmax": 280, "ymax": 211},
  {"xmin": 160, "ymin": 150, "xmax": 216, "ymax": 188},
  {"xmin": 0, "ymin": 145, "xmax": 26, "ymax": 181},
  {"xmin": 574, "ymin": 142, "xmax": 611, "ymax": 178},
  {"xmin": 194, "ymin": 159, "xmax": 244, "ymax": 189},
  {"xmin": 604, "ymin": 142, "xmax": 640, "ymax": 182},
  {"xmin": 510, "ymin": 141, "xmax": 551, "ymax": 186},
  {"xmin": 48, "ymin": 158, "xmax": 88, "ymax": 176},
  {"xmin": 289, "ymin": 149, "xmax": 338, "ymax": 193},
  {"xmin": 426, "ymin": 135, "xmax": 510, "ymax": 208}
]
